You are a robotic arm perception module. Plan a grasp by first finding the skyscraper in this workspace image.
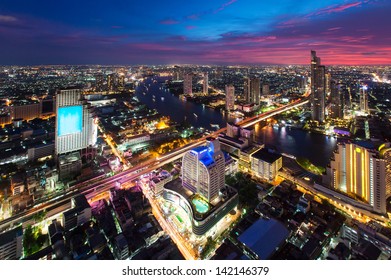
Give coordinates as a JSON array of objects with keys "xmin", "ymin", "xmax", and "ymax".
[
  {"xmin": 95, "ymin": 73, "xmax": 104, "ymax": 92},
  {"xmin": 182, "ymin": 138, "xmax": 225, "ymax": 202},
  {"xmin": 330, "ymin": 81, "xmax": 345, "ymax": 119},
  {"xmin": 250, "ymin": 78, "xmax": 261, "ymax": 105},
  {"xmin": 379, "ymin": 143, "xmax": 391, "ymax": 199},
  {"xmin": 324, "ymin": 142, "xmax": 386, "ymax": 214},
  {"xmin": 118, "ymin": 73, "xmax": 125, "ymax": 91},
  {"xmin": 203, "ymin": 72, "xmax": 208, "ymax": 95},
  {"xmin": 183, "ymin": 73, "xmax": 193, "ymax": 96},
  {"xmin": 262, "ymin": 83, "xmax": 270, "ymax": 96},
  {"xmin": 360, "ymin": 85, "xmax": 369, "ymax": 114},
  {"xmin": 310, "ymin": 50, "xmax": 326, "ymax": 122},
  {"xmin": 244, "ymin": 77, "xmax": 250, "ymax": 103},
  {"xmin": 107, "ymin": 73, "xmax": 116, "ymax": 92},
  {"xmin": 55, "ymin": 88, "xmax": 97, "ymax": 156},
  {"xmin": 225, "ymin": 85, "xmax": 235, "ymax": 111},
  {"xmin": 325, "ymin": 73, "xmax": 332, "ymax": 95}
]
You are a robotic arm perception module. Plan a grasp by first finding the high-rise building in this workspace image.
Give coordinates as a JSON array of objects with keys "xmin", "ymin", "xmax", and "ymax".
[
  {"xmin": 325, "ymin": 73, "xmax": 332, "ymax": 95},
  {"xmin": 324, "ymin": 142, "xmax": 386, "ymax": 214},
  {"xmin": 310, "ymin": 50, "xmax": 326, "ymax": 122},
  {"xmin": 330, "ymin": 81, "xmax": 345, "ymax": 119},
  {"xmin": 244, "ymin": 77, "xmax": 250, "ymax": 103},
  {"xmin": 379, "ymin": 143, "xmax": 391, "ymax": 199},
  {"xmin": 203, "ymin": 72, "xmax": 208, "ymax": 95},
  {"xmin": 95, "ymin": 73, "xmax": 105, "ymax": 92},
  {"xmin": 182, "ymin": 138, "xmax": 225, "ymax": 202},
  {"xmin": 250, "ymin": 78, "xmax": 261, "ymax": 105},
  {"xmin": 225, "ymin": 85, "xmax": 235, "ymax": 111},
  {"xmin": 0, "ymin": 226, "xmax": 23, "ymax": 260},
  {"xmin": 183, "ymin": 73, "xmax": 193, "ymax": 96},
  {"xmin": 107, "ymin": 73, "xmax": 116, "ymax": 92},
  {"xmin": 262, "ymin": 83, "xmax": 270, "ymax": 96},
  {"xmin": 55, "ymin": 88, "xmax": 97, "ymax": 156},
  {"xmin": 118, "ymin": 74, "xmax": 125, "ymax": 91},
  {"xmin": 360, "ymin": 85, "xmax": 369, "ymax": 114}
]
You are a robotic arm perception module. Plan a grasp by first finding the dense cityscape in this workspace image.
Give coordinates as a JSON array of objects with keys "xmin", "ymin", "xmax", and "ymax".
[{"xmin": 1, "ymin": 0, "xmax": 391, "ymax": 263}]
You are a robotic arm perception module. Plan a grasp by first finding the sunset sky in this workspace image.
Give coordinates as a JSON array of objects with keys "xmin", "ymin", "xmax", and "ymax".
[{"xmin": 0, "ymin": 0, "xmax": 390, "ymax": 65}]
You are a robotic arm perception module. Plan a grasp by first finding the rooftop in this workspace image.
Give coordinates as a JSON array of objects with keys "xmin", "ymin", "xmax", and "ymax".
[
  {"xmin": 238, "ymin": 218, "xmax": 289, "ymax": 259},
  {"xmin": 0, "ymin": 226, "xmax": 23, "ymax": 247},
  {"xmin": 251, "ymin": 148, "xmax": 281, "ymax": 163}
]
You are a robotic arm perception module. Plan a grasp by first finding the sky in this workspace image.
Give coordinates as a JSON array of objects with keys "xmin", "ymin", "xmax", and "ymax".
[{"xmin": 0, "ymin": 0, "xmax": 390, "ymax": 65}]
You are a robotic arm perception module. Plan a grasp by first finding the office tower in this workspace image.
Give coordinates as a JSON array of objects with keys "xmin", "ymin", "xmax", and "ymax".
[
  {"xmin": 325, "ymin": 73, "xmax": 332, "ymax": 95},
  {"xmin": 225, "ymin": 85, "xmax": 235, "ymax": 111},
  {"xmin": 118, "ymin": 74, "xmax": 125, "ymax": 91},
  {"xmin": 55, "ymin": 88, "xmax": 97, "ymax": 155},
  {"xmin": 250, "ymin": 78, "xmax": 261, "ymax": 105},
  {"xmin": 262, "ymin": 83, "xmax": 270, "ymax": 96},
  {"xmin": 183, "ymin": 73, "xmax": 193, "ymax": 96},
  {"xmin": 203, "ymin": 72, "xmax": 208, "ymax": 95},
  {"xmin": 244, "ymin": 77, "xmax": 250, "ymax": 103},
  {"xmin": 95, "ymin": 73, "xmax": 104, "ymax": 92},
  {"xmin": 330, "ymin": 81, "xmax": 345, "ymax": 119},
  {"xmin": 107, "ymin": 73, "xmax": 116, "ymax": 92},
  {"xmin": 182, "ymin": 137, "xmax": 225, "ymax": 202},
  {"xmin": 325, "ymin": 143, "xmax": 386, "ymax": 214},
  {"xmin": 310, "ymin": 50, "xmax": 326, "ymax": 122},
  {"xmin": 360, "ymin": 85, "xmax": 369, "ymax": 114}
]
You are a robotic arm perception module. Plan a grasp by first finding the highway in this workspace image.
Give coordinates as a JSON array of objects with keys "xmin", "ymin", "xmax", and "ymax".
[{"xmin": 0, "ymin": 96, "xmax": 310, "ymax": 232}]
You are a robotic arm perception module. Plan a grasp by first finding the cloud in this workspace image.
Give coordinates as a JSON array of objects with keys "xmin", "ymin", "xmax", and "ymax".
[
  {"xmin": 0, "ymin": 15, "xmax": 18, "ymax": 22},
  {"xmin": 186, "ymin": 25, "xmax": 197, "ymax": 30},
  {"xmin": 279, "ymin": 1, "xmax": 365, "ymax": 27},
  {"xmin": 159, "ymin": 19, "xmax": 180, "ymax": 25},
  {"xmin": 313, "ymin": 2, "xmax": 363, "ymax": 16},
  {"xmin": 214, "ymin": 0, "xmax": 238, "ymax": 14}
]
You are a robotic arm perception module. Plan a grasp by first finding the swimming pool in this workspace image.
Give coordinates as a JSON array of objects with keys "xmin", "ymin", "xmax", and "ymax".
[{"xmin": 192, "ymin": 197, "xmax": 209, "ymax": 214}]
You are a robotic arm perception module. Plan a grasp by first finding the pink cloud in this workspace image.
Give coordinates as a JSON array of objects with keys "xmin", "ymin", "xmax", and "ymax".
[
  {"xmin": 159, "ymin": 19, "xmax": 180, "ymax": 25},
  {"xmin": 0, "ymin": 15, "xmax": 18, "ymax": 22},
  {"xmin": 186, "ymin": 25, "xmax": 197, "ymax": 30},
  {"xmin": 279, "ymin": 2, "xmax": 364, "ymax": 28},
  {"xmin": 214, "ymin": 0, "xmax": 238, "ymax": 14}
]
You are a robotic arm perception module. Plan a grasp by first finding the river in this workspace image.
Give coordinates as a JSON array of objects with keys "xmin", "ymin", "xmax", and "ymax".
[{"xmin": 135, "ymin": 77, "xmax": 336, "ymax": 167}]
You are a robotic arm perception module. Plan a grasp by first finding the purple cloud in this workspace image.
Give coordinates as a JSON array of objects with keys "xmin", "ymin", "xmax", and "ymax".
[
  {"xmin": 0, "ymin": 15, "xmax": 18, "ymax": 22},
  {"xmin": 214, "ymin": 0, "xmax": 238, "ymax": 14},
  {"xmin": 159, "ymin": 19, "xmax": 180, "ymax": 25}
]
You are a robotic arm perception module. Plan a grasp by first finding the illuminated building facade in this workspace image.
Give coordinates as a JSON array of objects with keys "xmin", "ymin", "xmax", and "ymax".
[
  {"xmin": 183, "ymin": 73, "xmax": 193, "ymax": 96},
  {"xmin": 262, "ymin": 83, "xmax": 270, "ymax": 96},
  {"xmin": 225, "ymin": 85, "xmax": 235, "ymax": 111},
  {"xmin": 182, "ymin": 137, "xmax": 225, "ymax": 202},
  {"xmin": 330, "ymin": 81, "xmax": 345, "ymax": 119},
  {"xmin": 244, "ymin": 77, "xmax": 250, "ymax": 103},
  {"xmin": 310, "ymin": 50, "xmax": 326, "ymax": 122},
  {"xmin": 250, "ymin": 78, "xmax": 261, "ymax": 105},
  {"xmin": 325, "ymin": 143, "xmax": 386, "ymax": 214},
  {"xmin": 203, "ymin": 72, "xmax": 208, "ymax": 95},
  {"xmin": 250, "ymin": 148, "xmax": 282, "ymax": 181},
  {"xmin": 379, "ymin": 143, "xmax": 391, "ymax": 199},
  {"xmin": 360, "ymin": 85, "xmax": 369, "ymax": 114},
  {"xmin": 55, "ymin": 88, "xmax": 97, "ymax": 155}
]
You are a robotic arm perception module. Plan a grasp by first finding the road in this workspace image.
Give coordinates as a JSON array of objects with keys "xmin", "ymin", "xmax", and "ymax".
[{"xmin": 279, "ymin": 171, "xmax": 389, "ymax": 226}]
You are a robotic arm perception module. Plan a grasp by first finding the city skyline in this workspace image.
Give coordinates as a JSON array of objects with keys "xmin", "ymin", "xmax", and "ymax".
[{"xmin": 0, "ymin": 0, "xmax": 391, "ymax": 65}]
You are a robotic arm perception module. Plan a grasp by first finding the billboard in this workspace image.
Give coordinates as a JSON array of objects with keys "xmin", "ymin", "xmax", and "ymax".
[{"xmin": 57, "ymin": 105, "xmax": 83, "ymax": 136}]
